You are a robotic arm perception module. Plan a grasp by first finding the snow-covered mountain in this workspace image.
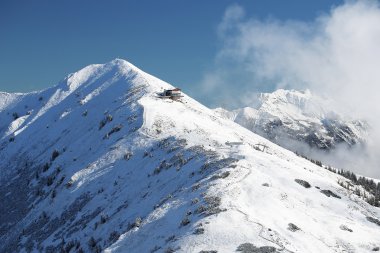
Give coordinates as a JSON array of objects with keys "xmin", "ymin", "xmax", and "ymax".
[
  {"xmin": 1, "ymin": 60, "xmax": 379, "ymax": 253},
  {"xmin": 214, "ymin": 89, "xmax": 368, "ymax": 154}
]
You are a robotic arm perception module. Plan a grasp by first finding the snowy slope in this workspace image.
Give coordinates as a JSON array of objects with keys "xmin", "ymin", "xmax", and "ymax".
[
  {"xmin": 214, "ymin": 89, "xmax": 368, "ymax": 152},
  {"xmin": 1, "ymin": 59, "xmax": 379, "ymax": 253}
]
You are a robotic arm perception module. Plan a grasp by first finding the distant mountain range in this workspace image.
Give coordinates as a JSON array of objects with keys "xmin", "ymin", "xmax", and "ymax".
[{"xmin": 214, "ymin": 89, "xmax": 368, "ymax": 154}]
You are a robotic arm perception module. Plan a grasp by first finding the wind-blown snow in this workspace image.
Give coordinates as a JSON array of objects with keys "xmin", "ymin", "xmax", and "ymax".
[{"xmin": 0, "ymin": 59, "xmax": 379, "ymax": 253}]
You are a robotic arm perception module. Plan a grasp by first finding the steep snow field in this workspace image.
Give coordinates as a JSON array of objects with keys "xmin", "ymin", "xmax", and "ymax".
[{"xmin": 0, "ymin": 59, "xmax": 379, "ymax": 253}]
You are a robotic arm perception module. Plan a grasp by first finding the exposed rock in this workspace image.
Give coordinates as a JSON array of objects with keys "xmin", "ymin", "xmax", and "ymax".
[
  {"xmin": 211, "ymin": 171, "xmax": 230, "ymax": 180},
  {"xmin": 320, "ymin": 189, "xmax": 341, "ymax": 199},
  {"xmin": 236, "ymin": 243, "xmax": 278, "ymax": 253},
  {"xmin": 294, "ymin": 179, "xmax": 311, "ymax": 188},
  {"xmin": 288, "ymin": 223, "xmax": 300, "ymax": 232},
  {"xmin": 339, "ymin": 224, "xmax": 353, "ymax": 232},
  {"xmin": 180, "ymin": 217, "xmax": 190, "ymax": 227},
  {"xmin": 367, "ymin": 217, "xmax": 380, "ymax": 227},
  {"xmin": 194, "ymin": 227, "xmax": 205, "ymax": 235}
]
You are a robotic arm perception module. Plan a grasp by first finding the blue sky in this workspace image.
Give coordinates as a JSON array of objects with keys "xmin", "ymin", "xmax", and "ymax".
[{"xmin": 0, "ymin": 0, "xmax": 343, "ymax": 101}]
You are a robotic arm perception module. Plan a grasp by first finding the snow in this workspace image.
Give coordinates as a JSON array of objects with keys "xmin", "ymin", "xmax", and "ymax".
[
  {"xmin": 0, "ymin": 59, "xmax": 379, "ymax": 253},
  {"xmin": 214, "ymin": 89, "xmax": 369, "ymax": 157}
]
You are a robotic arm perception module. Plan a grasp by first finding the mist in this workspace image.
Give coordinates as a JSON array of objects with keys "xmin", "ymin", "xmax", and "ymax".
[{"xmin": 201, "ymin": 1, "xmax": 380, "ymax": 178}]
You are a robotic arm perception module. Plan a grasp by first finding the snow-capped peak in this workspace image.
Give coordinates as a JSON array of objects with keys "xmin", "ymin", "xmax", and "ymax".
[
  {"xmin": 256, "ymin": 89, "xmax": 328, "ymax": 120},
  {"xmin": 1, "ymin": 60, "xmax": 379, "ymax": 253},
  {"xmin": 63, "ymin": 58, "xmax": 171, "ymax": 92},
  {"xmin": 216, "ymin": 89, "xmax": 368, "ymax": 151}
]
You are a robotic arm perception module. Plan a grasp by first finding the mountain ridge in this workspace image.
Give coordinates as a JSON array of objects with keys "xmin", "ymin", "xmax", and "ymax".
[{"xmin": 1, "ymin": 59, "xmax": 379, "ymax": 253}]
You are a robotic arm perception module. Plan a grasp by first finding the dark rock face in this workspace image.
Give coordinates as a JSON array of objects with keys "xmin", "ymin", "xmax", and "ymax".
[
  {"xmin": 320, "ymin": 190, "xmax": 341, "ymax": 199},
  {"xmin": 262, "ymin": 120, "xmax": 283, "ymax": 140},
  {"xmin": 259, "ymin": 118, "xmax": 363, "ymax": 151},
  {"xmin": 367, "ymin": 217, "xmax": 380, "ymax": 227},
  {"xmin": 322, "ymin": 119, "xmax": 360, "ymax": 146},
  {"xmin": 236, "ymin": 243, "xmax": 278, "ymax": 253},
  {"xmin": 287, "ymin": 223, "xmax": 300, "ymax": 232},
  {"xmin": 339, "ymin": 225, "xmax": 353, "ymax": 232},
  {"xmin": 294, "ymin": 179, "xmax": 311, "ymax": 188},
  {"xmin": 194, "ymin": 227, "xmax": 205, "ymax": 235},
  {"xmin": 305, "ymin": 131, "xmax": 332, "ymax": 150}
]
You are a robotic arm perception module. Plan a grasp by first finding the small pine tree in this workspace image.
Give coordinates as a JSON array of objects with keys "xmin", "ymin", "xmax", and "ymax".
[
  {"xmin": 51, "ymin": 150, "xmax": 60, "ymax": 161},
  {"xmin": 46, "ymin": 176, "xmax": 54, "ymax": 186},
  {"xmin": 88, "ymin": 237, "xmax": 96, "ymax": 249},
  {"xmin": 12, "ymin": 112, "xmax": 19, "ymax": 120},
  {"xmin": 51, "ymin": 189, "xmax": 56, "ymax": 199},
  {"xmin": 42, "ymin": 163, "xmax": 50, "ymax": 172}
]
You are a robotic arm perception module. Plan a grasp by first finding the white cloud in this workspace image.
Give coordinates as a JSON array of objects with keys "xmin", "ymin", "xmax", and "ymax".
[{"xmin": 202, "ymin": 0, "xmax": 380, "ymax": 177}]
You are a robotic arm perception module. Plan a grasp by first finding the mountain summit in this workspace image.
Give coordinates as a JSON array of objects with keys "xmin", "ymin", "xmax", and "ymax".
[{"xmin": 1, "ymin": 59, "xmax": 379, "ymax": 252}]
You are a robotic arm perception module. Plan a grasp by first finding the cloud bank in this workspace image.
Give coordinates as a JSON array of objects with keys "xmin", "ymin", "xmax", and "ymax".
[{"xmin": 202, "ymin": 1, "xmax": 380, "ymax": 177}]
